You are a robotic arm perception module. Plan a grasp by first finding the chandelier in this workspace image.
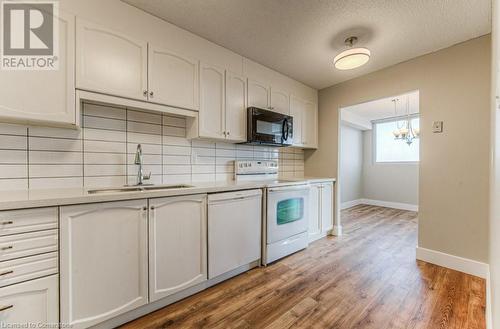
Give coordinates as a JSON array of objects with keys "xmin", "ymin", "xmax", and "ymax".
[{"xmin": 391, "ymin": 97, "xmax": 420, "ymax": 145}]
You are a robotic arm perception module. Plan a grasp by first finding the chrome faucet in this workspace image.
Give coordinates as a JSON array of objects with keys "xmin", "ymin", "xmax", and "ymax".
[{"xmin": 134, "ymin": 144, "xmax": 151, "ymax": 185}]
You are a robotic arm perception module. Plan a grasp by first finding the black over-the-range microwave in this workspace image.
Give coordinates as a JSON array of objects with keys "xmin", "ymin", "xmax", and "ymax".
[{"xmin": 243, "ymin": 107, "xmax": 293, "ymax": 146}]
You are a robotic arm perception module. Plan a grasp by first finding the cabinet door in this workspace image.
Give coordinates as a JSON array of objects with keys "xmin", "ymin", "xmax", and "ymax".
[
  {"xmin": 208, "ymin": 190, "xmax": 261, "ymax": 279},
  {"xmin": 148, "ymin": 45, "xmax": 199, "ymax": 110},
  {"xmin": 270, "ymin": 88, "xmax": 290, "ymax": 115},
  {"xmin": 76, "ymin": 19, "xmax": 148, "ymax": 101},
  {"xmin": 199, "ymin": 63, "xmax": 225, "ymax": 139},
  {"xmin": 60, "ymin": 200, "xmax": 148, "ymax": 329},
  {"xmin": 0, "ymin": 275, "xmax": 58, "ymax": 325},
  {"xmin": 0, "ymin": 11, "xmax": 75, "ymax": 125},
  {"xmin": 321, "ymin": 183, "xmax": 334, "ymax": 232},
  {"xmin": 290, "ymin": 96, "xmax": 303, "ymax": 147},
  {"xmin": 247, "ymin": 79, "xmax": 270, "ymax": 109},
  {"xmin": 149, "ymin": 195, "xmax": 207, "ymax": 302},
  {"xmin": 303, "ymin": 101, "xmax": 318, "ymax": 148},
  {"xmin": 308, "ymin": 184, "xmax": 322, "ymax": 241},
  {"xmin": 225, "ymin": 71, "xmax": 247, "ymax": 142}
]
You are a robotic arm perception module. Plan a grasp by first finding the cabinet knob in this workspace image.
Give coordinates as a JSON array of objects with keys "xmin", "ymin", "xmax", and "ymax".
[
  {"xmin": 227, "ymin": 131, "xmax": 230, "ymax": 136},
  {"xmin": 1, "ymin": 246, "xmax": 12, "ymax": 251},
  {"xmin": 149, "ymin": 91, "xmax": 154, "ymax": 97},
  {"xmin": 143, "ymin": 90, "xmax": 148, "ymax": 97},
  {"xmin": 0, "ymin": 221, "xmax": 13, "ymax": 225},
  {"xmin": 150, "ymin": 206, "xmax": 155, "ymax": 210}
]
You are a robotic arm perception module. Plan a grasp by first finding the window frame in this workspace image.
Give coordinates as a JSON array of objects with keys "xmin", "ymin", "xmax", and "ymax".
[{"xmin": 372, "ymin": 114, "xmax": 420, "ymax": 164}]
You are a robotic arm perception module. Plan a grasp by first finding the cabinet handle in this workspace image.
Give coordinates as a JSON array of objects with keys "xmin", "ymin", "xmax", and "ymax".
[
  {"xmin": 0, "ymin": 270, "xmax": 13, "ymax": 276},
  {"xmin": 149, "ymin": 91, "xmax": 154, "ymax": 97},
  {"xmin": 142, "ymin": 206, "xmax": 147, "ymax": 211},
  {"xmin": 150, "ymin": 206, "xmax": 155, "ymax": 210},
  {"xmin": 1, "ymin": 246, "xmax": 12, "ymax": 251},
  {"xmin": 227, "ymin": 131, "xmax": 230, "ymax": 136},
  {"xmin": 0, "ymin": 221, "xmax": 12, "ymax": 225},
  {"xmin": 0, "ymin": 305, "xmax": 13, "ymax": 312},
  {"xmin": 143, "ymin": 90, "xmax": 148, "ymax": 97}
]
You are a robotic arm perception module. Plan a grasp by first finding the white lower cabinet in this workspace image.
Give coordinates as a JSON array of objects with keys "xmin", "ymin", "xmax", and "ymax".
[
  {"xmin": 149, "ymin": 194, "xmax": 207, "ymax": 302},
  {"xmin": 208, "ymin": 190, "xmax": 262, "ymax": 279},
  {"xmin": 308, "ymin": 182, "xmax": 335, "ymax": 242},
  {"xmin": 60, "ymin": 199, "xmax": 149, "ymax": 329},
  {"xmin": 0, "ymin": 275, "xmax": 58, "ymax": 325}
]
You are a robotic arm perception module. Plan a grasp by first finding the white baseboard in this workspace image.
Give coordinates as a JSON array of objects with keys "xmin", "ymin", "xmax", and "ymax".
[
  {"xmin": 416, "ymin": 246, "xmax": 489, "ymax": 279},
  {"xmin": 341, "ymin": 199, "xmax": 364, "ymax": 209},
  {"xmin": 486, "ymin": 270, "xmax": 492, "ymax": 329},
  {"xmin": 361, "ymin": 199, "xmax": 418, "ymax": 211}
]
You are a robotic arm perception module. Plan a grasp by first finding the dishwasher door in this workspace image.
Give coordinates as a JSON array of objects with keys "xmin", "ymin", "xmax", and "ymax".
[{"xmin": 208, "ymin": 189, "xmax": 262, "ymax": 279}]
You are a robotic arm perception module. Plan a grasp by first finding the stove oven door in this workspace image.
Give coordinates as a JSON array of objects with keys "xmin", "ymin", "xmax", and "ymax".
[{"xmin": 267, "ymin": 185, "xmax": 310, "ymax": 244}]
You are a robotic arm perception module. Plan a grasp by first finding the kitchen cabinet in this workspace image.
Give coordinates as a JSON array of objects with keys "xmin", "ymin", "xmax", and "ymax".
[
  {"xmin": 308, "ymin": 182, "xmax": 334, "ymax": 242},
  {"xmin": 199, "ymin": 63, "xmax": 226, "ymax": 139},
  {"xmin": 270, "ymin": 88, "xmax": 290, "ymax": 115},
  {"xmin": 248, "ymin": 79, "xmax": 270, "ymax": 109},
  {"xmin": 76, "ymin": 18, "xmax": 148, "ymax": 101},
  {"xmin": 148, "ymin": 45, "xmax": 199, "ymax": 110},
  {"xmin": 225, "ymin": 71, "xmax": 247, "ymax": 142},
  {"xmin": 308, "ymin": 184, "xmax": 322, "ymax": 241},
  {"xmin": 60, "ymin": 199, "xmax": 148, "ymax": 329},
  {"xmin": 0, "ymin": 11, "xmax": 75, "ymax": 126},
  {"xmin": 208, "ymin": 190, "xmax": 261, "ymax": 278},
  {"xmin": 0, "ymin": 275, "xmax": 58, "ymax": 325},
  {"xmin": 149, "ymin": 194, "xmax": 207, "ymax": 302},
  {"xmin": 290, "ymin": 96, "xmax": 318, "ymax": 149}
]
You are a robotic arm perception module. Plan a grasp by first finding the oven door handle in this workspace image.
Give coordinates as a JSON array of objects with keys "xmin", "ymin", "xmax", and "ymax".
[{"xmin": 268, "ymin": 185, "xmax": 310, "ymax": 193}]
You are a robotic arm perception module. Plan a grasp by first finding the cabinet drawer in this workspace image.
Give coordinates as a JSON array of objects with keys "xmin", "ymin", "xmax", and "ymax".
[
  {"xmin": 0, "ymin": 275, "xmax": 58, "ymax": 325},
  {"xmin": 0, "ymin": 252, "xmax": 58, "ymax": 288},
  {"xmin": 0, "ymin": 230, "xmax": 58, "ymax": 262},
  {"xmin": 0, "ymin": 207, "xmax": 57, "ymax": 237}
]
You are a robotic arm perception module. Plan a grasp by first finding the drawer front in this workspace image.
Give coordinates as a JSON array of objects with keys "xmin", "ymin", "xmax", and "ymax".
[
  {"xmin": 0, "ymin": 275, "xmax": 59, "ymax": 324},
  {"xmin": 0, "ymin": 230, "xmax": 58, "ymax": 262},
  {"xmin": 0, "ymin": 252, "xmax": 58, "ymax": 288},
  {"xmin": 0, "ymin": 207, "xmax": 57, "ymax": 237}
]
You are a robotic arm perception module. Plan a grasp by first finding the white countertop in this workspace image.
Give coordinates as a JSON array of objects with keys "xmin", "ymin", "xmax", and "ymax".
[{"xmin": 0, "ymin": 177, "xmax": 335, "ymax": 211}]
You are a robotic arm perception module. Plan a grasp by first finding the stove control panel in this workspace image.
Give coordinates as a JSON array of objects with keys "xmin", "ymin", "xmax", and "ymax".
[{"xmin": 234, "ymin": 160, "xmax": 278, "ymax": 175}]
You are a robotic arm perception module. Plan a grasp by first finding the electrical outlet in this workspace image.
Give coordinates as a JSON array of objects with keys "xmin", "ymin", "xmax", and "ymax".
[{"xmin": 432, "ymin": 121, "xmax": 443, "ymax": 133}]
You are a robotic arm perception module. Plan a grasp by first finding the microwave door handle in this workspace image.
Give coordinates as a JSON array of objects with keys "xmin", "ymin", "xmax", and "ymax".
[{"xmin": 282, "ymin": 119, "xmax": 288, "ymax": 142}]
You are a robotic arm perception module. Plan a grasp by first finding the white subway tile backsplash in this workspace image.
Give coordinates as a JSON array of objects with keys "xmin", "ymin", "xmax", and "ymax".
[
  {"xmin": 0, "ymin": 103, "xmax": 304, "ymax": 190},
  {"xmin": 0, "ymin": 135, "xmax": 27, "ymax": 150},
  {"xmin": 0, "ymin": 150, "xmax": 26, "ymax": 164}
]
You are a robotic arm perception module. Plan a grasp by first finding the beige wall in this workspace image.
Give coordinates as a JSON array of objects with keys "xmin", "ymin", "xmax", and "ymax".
[{"xmin": 306, "ymin": 35, "xmax": 491, "ymax": 262}]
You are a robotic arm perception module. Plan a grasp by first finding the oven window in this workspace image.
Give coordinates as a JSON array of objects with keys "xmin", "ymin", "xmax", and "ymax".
[
  {"xmin": 277, "ymin": 198, "xmax": 304, "ymax": 225},
  {"xmin": 256, "ymin": 120, "xmax": 282, "ymax": 135}
]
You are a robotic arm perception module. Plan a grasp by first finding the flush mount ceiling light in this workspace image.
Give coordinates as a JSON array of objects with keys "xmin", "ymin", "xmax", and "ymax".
[{"xmin": 333, "ymin": 36, "xmax": 371, "ymax": 70}]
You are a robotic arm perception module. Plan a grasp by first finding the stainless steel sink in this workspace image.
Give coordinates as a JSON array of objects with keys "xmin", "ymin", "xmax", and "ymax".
[{"xmin": 87, "ymin": 184, "xmax": 193, "ymax": 194}]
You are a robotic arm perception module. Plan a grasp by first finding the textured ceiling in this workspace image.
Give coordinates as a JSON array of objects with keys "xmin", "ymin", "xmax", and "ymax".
[{"xmin": 123, "ymin": 0, "xmax": 491, "ymax": 89}]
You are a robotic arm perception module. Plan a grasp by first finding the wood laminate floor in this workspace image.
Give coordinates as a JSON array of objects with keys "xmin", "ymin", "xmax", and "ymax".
[{"xmin": 121, "ymin": 205, "xmax": 486, "ymax": 329}]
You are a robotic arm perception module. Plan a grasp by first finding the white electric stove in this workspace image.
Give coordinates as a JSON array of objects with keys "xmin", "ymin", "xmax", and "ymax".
[{"xmin": 234, "ymin": 160, "xmax": 310, "ymax": 265}]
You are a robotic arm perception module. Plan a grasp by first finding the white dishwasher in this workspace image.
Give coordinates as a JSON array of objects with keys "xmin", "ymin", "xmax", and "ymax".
[{"xmin": 208, "ymin": 189, "xmax": 262, "ymax": 279}]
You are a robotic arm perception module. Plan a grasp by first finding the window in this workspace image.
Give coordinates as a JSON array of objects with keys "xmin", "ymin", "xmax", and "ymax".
[{"xmin": 374, "ymin": 117, "xmax": 419, "ymax": 162}]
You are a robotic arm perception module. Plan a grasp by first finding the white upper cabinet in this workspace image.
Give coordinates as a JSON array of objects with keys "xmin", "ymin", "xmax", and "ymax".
[
  {"xmin": 76, "ymin": 18, "xmax": 148, "ymax": 101},
  {"xmin": 303, "ymin": 100, "xmax": 318, "ymax": 148},
  {"xmin": 225, "ymin": 71, "xmax": 247, "ymax": 142},
  {"xmin": 148, "ymin": 45, "xmax": 199, "ymax": 110},
  {"xmin": 149, "ymin": 195, "xmax": 207, "ymax": 302},
  {"xmin": 247, "ymin": 79, "xmax": 270, "ymax": 109},
  {"xmin": 60, "ymin": 200, "xmax": 149, "ymax": 329},
  {"xmin": 270, "ymin": 88, "xmax": 290, "ymax": 115},
  {"xmin": 199, "ymin": 63, "xmax": 225, "ymax": 139},
  {"xmin": 0, "ymin": 11, "xmax": 75, "ymax": 126},
  {"xmin": 290, "ymin": 96, "xmax": 318, "ymax": 149}
]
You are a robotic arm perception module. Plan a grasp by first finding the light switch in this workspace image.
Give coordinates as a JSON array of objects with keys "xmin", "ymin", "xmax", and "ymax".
[{"xmin": 432, "ymin": 121, "xmax": 443, "ymax": 133}]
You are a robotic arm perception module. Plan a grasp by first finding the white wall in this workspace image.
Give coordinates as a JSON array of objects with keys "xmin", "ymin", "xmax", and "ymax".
[
  {"xmin": 362, "ymin": 131, "xmax": 419, "ymax": 206},
  {"xmin": 340, "ymin": 124, "xmax": 363, "ymax": 204}
]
